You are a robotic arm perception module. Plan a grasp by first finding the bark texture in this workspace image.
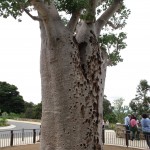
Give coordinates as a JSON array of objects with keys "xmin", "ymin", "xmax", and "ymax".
[{"xmin": 40, "ymin": 21, "xmax": 103, "ymax": 150}]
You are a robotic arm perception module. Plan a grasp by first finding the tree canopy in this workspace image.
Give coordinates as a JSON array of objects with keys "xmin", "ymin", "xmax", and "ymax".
[
  {"xmin": 0, "ymin": 0, "xmax": 130, "ymax": 66},
  {"xmin": 24, "ymin": 101, "xmax": 42, "ymax": 119},
  {"xmin": 129, "ymin": 79, "xmax": 150, "ymax": 115},
  {"xmin": 113, "ymin": 98, "xmax": 130, "ymax": 123},
  {"xmin": 0, "ymin": 81, "xmax": 25, "ymax": 113}
]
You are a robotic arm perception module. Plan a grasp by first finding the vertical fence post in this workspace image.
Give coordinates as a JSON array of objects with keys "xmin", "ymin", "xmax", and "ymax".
[
  {"xmin": 39, "ymin": 125, "xmax": 41, "ymax": 137},
  {"xmin": 22, "ymin": 128, "xmax": 24, "ymax": 141},
  {"xmin": 33, "ymin": 129, "xmax": 36, "ymax": 144},
  {"xmin": 39, "ymin": 125, "xmax": 41, "ymax": 142},
  {"xmin": 125, "ymin": 131, "xmax": 129, "ymax": 147},
  {"xmin": 102, "ymin": 126, "xmax": 105, "ymax": 144},
  {"xmin": 10, "ymin": 130, "xmax": 13, "ymax": 146}
]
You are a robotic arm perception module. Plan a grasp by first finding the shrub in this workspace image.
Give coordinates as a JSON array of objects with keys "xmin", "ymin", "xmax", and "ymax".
[
  {"xmin": 0, "ymin": 117, "xmax": 8, "ymax": 126},
  {"xmin": 105, "ymin": 123, "xmax": 116, "ymax": 130},
  {"xmin": 7, "ymin": 112, "xmax": 21, "ymax": 119}
]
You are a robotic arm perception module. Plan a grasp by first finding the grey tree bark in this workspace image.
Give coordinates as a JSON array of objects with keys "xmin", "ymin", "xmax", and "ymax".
[{"xmin": 29, "ymin": 0, "xmax": 123, "ymax": 150}]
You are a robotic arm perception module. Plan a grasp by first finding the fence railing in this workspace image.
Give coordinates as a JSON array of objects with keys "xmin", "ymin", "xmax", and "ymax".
[
  {"xmin": 0, "ymin": 128, "xmax": 149, "ymax": 149},
  {"xmin": 0, "ymin": 129, "xmax": 40, "ymax": 148},
  {"xmin": 103, "ymin": 129, "xmax": 150, "ymax": 149}
]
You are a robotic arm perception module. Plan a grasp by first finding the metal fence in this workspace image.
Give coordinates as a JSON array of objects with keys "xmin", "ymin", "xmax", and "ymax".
[
  {"xmin": 0, "ymin": 129, "xmax": 40, "ymax": 148},
  {"xmin": 103, "ymin": 129, "xmax": 150, "ymax": 149},
  {"xmin": 0, "ymin": 128, "xmax": 149, "ymax": 149}
]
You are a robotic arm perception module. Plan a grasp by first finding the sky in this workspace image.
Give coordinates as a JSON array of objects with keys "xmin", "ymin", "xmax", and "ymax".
[
  {"xmin": 0, "ymin": 0, "xmax": 150, "ymax": 105},
  {"xmin": 105, "ymin": 0, "xmax": 150, "ymax": 105}
]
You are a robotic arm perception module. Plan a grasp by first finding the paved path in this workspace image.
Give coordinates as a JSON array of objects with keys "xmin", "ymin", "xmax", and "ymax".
[
  {"xmin": 8, "ymin": 120, "xmax": 40, "ymax": 130},
  {"xmin": 0, "ymin": 119, "xmax": 41, "ymax": 131}
]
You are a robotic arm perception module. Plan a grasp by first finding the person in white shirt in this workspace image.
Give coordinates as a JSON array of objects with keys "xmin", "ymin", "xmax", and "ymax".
[{"xmin": 124, "ymin": 114, "xmax": 131, "ymax": 139}]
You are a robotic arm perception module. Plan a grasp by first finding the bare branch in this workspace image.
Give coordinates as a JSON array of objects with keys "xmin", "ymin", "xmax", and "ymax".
[
  {"xmin": 67, "ymin": 11, "xmax": 81, "ymax": 33},
  {"xmin": 95, "ymin": 0, "xmax": 122, "ymax": 36},
  {"xmin": 107, "ymin": 21, "xmax": 123, "ymax": 29},
  {"xmin": 107, "ymin": 59, "xmax": 113, "ymax": 66},
  {"xmin": 101, "ymin": 48, "xmax": 109, "ymax": 67},
  {"xmin": 24, "ymin": 8, "xmax": 41, "ymax": 21},
  {"xmin": 86, "ymin": 0, "xmax": 97, "ymax": 23},
  {"xmin": 29, "ymin": 0, "xmax": 60, "ymax": 20},
  {"xmin": 96, "ymin": 0, "xmax": 105, "ymax": 7},
  {"xmin": 29, "ymin": 0, "xmax": 49, "ymax": 18},
  {"xmin": 89, "ymin": 0, "xmax": 97, "ymax": 15}
]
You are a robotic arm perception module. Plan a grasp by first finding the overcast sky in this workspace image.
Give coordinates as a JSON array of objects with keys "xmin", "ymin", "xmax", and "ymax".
[
  {"xmin": 0, "ymin": 0, "xmax": 149, "ymax": 105},
  {"xmin": 105, "ymin": 0, "xmax": 150, "ymax": 105}
]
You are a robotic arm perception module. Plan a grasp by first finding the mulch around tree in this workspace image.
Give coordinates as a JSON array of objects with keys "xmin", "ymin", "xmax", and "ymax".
[{"xmin": 0, "ymin": 143, "xmax": 142, "ymax": 150}]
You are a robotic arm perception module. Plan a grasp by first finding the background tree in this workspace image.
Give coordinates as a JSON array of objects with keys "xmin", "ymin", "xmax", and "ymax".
[
  {"xmin": 33, "ymin": 102, "xmax": 42, "ymax": 119},
  {"xmin": 113, "ymin": 98, "xmax": 130, "ymax": 123},
  {"xmin": 129, "ymin": 79, "xmax": 150, "ymax": 115},
  {"xmin": 0, "ymin": 81, "xmax": 25, "ymax": 113},
  {"xmin": 103, "ymin": 95, "xmax": 117, "ymax": 123},
  {"xmin": 0, "ymin": 0, "xmax": 130, "ymax": 149},
  {"xmin": 24, "ymin": 101, "xmax": 42, "ymax": 119},
  {"xmin": 24, "ymin": 101, "xmax": 35, "ymax": 118}
]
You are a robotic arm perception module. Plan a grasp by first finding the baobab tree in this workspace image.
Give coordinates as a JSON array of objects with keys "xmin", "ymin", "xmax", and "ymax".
[{"xmin": 0, "ymin": 0, "xmax": 130, "ymax": 149}]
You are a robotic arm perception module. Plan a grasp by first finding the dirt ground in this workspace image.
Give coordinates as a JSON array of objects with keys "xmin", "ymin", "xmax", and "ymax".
[{"xmin": 0, "ymin": 143, "xmax": 141, "ymax": 150}]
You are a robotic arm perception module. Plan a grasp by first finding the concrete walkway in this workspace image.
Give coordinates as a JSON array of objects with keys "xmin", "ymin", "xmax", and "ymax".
[
  {"xmin": 0, "ymin": 124, "xmax": 16, "ymax": 130},
  {"xmin": 0, "ymin": 119, "xmax": 41, "ymax": 130},
  {"xmin": 7, "ymin": 119, "xmax": 41, "ymax": 125}
]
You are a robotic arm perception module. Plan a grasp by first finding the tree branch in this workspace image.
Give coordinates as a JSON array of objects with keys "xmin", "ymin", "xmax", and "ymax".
[
  {"xmin": 29, "ymin": 0, "xmax": 60, "ymax": 20},
  {"xmin": 107, "ymin": 21, "xmax": 122, "ymax": 29},
  {"xmin": 95, "ymin": 0, "xmax": 123, "ymax": 36},
  {"xmin": 67, "ymin": 11, "xmax": 81, "ymax": 33},
  {"xmin": 29, "ymin": 0, "xmax": 49, "ymax": 18},
  {"xmin": 89, "ymin": 0, "xmax": 97, "ymax": 16},
  {"xmin": 86, "ymin": 0, "xmax": 97, "ymax": 23},
  {"xmin": 96, "ymin": 0, "xmax": 105, "ymax": 7},
  {"xmin": 24, "ymin": 8, "xmax": 41, "ymax": 21},
  {"xmin": 107, "ymin": 59, "xmax": 113, "ymax": 66},
  {"xmin": 29, "ymin": 0, "xmax": 65, "ymax": 47}
]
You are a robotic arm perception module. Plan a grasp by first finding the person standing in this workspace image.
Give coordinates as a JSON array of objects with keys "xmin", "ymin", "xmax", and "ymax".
[
  {"xmin": 124, "ymin": 114, "xmax": 131, "ymax": 139},
  {"xmin": 141, "ymin": 114, "xmax": 150, "ymax": 149},
  {"xmin": 130, "ymin": 115, "xmax": 140, "ymax": 140}
]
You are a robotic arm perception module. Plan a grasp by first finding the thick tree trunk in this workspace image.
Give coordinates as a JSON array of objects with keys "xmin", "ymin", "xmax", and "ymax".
[
  {"xmin": 40, "ymin": 18, "xmax": 106, "ymax": 150},
  {"xmin": 29, "ymin": 1, "xmax": 122, "ymax": 149}
]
